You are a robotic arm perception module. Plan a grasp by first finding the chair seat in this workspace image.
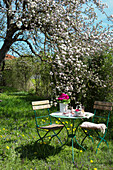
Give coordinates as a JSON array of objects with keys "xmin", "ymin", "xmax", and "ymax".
[
  {"xmin": 80, "ymin": 122, "xmax": 107, "ymax": 134},
  {"xmin": 38, "ymin": 124, "xmax": 64, "ymax": 130}
]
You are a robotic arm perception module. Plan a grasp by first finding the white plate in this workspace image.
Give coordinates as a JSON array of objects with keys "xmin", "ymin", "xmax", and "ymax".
[{"xmin": 50, "ymin": 112, "xmax": 63, "ymax": 116}]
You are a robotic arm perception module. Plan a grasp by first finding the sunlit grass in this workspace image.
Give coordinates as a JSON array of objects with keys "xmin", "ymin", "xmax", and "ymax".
[{"xmin": 0, "ymin": 92, "xmax": 113, "ymax": 169}]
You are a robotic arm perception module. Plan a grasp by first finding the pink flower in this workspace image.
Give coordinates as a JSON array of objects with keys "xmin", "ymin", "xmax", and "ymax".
[
  {"xmin": 75, "ymin": 109, "xmax": 80, "ymax": 112},
  {"xmin": 58, "ymin": 93, "xmax": 69, "ymax": 101}
]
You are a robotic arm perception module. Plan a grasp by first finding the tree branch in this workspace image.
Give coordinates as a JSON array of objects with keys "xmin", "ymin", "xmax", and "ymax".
[
  {"xmin": 16, "ymin": 38, "xmax": 42, "ymax": 60},
  {"xmin": 12, "ymin": 31, "xmax": 24, "ymax": 41},
  {"xmin": 10, "ymin": 47, "xmax": 21, "ymax": 57}
]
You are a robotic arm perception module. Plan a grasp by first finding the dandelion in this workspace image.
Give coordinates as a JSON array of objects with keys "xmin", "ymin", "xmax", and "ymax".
[
  {"xmin": 67, "ymin": 128, "xmax": 70, "ymax": 130},
  {"xmin": 80, "ymin": 150, "xmax": 83, "ymax": 152},
  {"xmin": 94, "ymin": 168, "xmax": 97, "ymax": 170},
  {"xmin": 22, "ymin": 134, "xmax": 24, "ymax": 137},
  {"xmin": 3, "ymin": 128, "xmax": 5, "ymax": 130},
  {"xmin": 58, "ymin": 118, "xmax": 61, "ymax": 120},
  {"xmin": 49, "ymin": 137, "xmax": 51, "ymax": 139},
  {"xmin": 90, "ymin": 160, "xmax": 93, "ymax": 163},
  {"xmin": 85, "ymin": 130, "xmax": 87, "ymax": 133},
  {"xmin": 6, "ymin": 146, "xmax": 9, "ymax": 150},
  {"xmin": 0, "ymin": 135, "xmax": 2, "ymax": 138},
  {"xmin": 73, "ymin": 128, "xmax": 76, "ymax": 131},
  {"xmin": 70, "ymin": 124, "xmax": 73, "ymax": 127},
  {"xmin": 65, "ymin": 121, "xmax": 68, "ymax": 124},
  {"xmin": 97, "ymin": 148, "xmax": 100, "ymax": 151},
  {"xmin": 34, "ymin": 152, "xmax": 37, "ymax": 155},
  {"xmin": 46, "ymin": 118, "xmax": 48, "ymax": 120},
  {"xmin": 43, "ymin": 142, "xmax": 46, "ymax": 144}
]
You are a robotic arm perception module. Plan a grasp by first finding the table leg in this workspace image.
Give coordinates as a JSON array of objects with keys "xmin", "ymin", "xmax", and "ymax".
[
  {"xmin": 68, "ymin": 119, "xmax": 86, "ymax": 163},
  {"xmin": 72, "ymin": 120, "xmax": 75, "ymax": 163},
  {"xmin": 54, "ymin": 117, "xmax": 69, "ymax": 147},
  {"xmin": 74, "ymin": 120, "xmax": 86, "ymax": 151},
  {"xmin": 53, "ymin": 117, "xmax": 86, "ymax": 163},
  {"xmin": 72, "ymin": 137, "xmax": 74, "ymax": 163}
]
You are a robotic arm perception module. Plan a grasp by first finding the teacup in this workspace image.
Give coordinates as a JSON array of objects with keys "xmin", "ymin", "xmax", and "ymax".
[{"xmin": 74, "ymin": 111, "xmax": 81, "ymax": 116}]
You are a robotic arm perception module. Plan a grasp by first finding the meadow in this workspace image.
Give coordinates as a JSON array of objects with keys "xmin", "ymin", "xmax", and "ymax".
[{"xmin": 0, "ymin": 91, "xmax": 113, "ymax": 170}]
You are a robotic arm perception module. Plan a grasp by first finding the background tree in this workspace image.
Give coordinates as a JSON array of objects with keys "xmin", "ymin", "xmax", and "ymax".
[
  {"xmin": 1, "ymin": 56, "xmax": 33, "ymax": 91},
  {"xmin": 1, "ymin": 58, "xmax": 16, "ymax": 87},
  {"xmin": 81, "ymin": 51, "xmax": 113, "ymax": 109},
  {"xmin": 1, "ymin": 54, "xmax": 52, "ymax": 96},
  {"xmin": 0, "ymin": 0, "xmax": 54, "ymax": 65},
  {"xmin": 31, "ymin": 60, "xmax": 51, "ymax": 97},
  {"xmin": 47, "ymin": 1, "xmax": 113, "ymax": 99},
  {"xmin": 15, "ymin": 57, "xmax": 33, "ymax": 91}
]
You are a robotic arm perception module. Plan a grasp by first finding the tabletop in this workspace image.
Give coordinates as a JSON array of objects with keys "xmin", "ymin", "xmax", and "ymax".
[{"xmin": 50, "ymin": 111, "xmax": 94, "ymax": 119}]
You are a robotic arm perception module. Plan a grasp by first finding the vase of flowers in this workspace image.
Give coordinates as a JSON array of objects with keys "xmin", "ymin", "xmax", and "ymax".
[{"xmin": 58, "ymin": 93, "xmax": 70, "ymax": 113}]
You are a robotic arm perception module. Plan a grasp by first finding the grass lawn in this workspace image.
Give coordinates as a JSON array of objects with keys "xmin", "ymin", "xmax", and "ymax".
[{"xmin": 0, "ymin": 92, "xmax": 113, "ymax": 170}]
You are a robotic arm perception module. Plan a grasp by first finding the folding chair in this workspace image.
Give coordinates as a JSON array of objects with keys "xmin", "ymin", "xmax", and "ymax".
[
  {"xmin": 80, "ymin": 101, "xmax": 112, "ymax": 153},
  {"xmin": 32, "ymin": 100, "xmax": 65, "ymax": 147}
]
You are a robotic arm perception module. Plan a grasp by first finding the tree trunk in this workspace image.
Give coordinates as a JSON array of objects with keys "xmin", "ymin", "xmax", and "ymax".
[
  {"xmin": 1, "ymin": 60, "xmax": 5, "ymax": 72},
  {"xmin": 0, "ymin": 24, "xmax": 18, "ymax": 65},
  {"xmin": 0, "ymin": 39, "xmax": 14, "ymax": 65},
  {"xmin": 0, "ymin": 25, "xmax": 18, "ymax": 87}
]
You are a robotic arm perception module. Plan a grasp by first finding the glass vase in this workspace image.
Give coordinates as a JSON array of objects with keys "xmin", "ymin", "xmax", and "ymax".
[{"xmin": 59, "ymin": 103, "xmax": 68, "ymax": 113}]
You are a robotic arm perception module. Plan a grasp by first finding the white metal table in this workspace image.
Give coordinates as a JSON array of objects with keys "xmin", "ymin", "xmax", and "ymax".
[{"xmin": 50, "ymin": 111, "xmax": 94, "ymax": 163}]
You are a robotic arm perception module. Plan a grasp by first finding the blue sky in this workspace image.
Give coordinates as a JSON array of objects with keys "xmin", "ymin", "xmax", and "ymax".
[
  {"xmin": 102, "ymin": 0, "xmax": 113, "ymax": 16},
  {"xmin": 0, "ymin": 0, "xmax": 113, "ymax": 57},
  {"xmin": 94, "ymin": 0, "xmax": 113, "ymax": 26}
]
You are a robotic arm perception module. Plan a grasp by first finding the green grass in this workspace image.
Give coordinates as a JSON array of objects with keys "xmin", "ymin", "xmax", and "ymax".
[{"xmin": 0, "ymin": 92, "xmax": 113, "ymax": 170}]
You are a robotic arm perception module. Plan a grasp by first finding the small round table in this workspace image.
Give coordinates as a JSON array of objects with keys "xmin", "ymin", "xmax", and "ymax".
[{"xmin": 50, "ymin": 111, "xmax": 94, "ymax": 163}]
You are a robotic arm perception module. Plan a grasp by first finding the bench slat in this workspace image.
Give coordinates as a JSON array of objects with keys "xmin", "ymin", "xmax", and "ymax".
[
  {"xmin": 32, "ymin": 104, "xmax": 51, "ymax": 110},
  {"xmin": 32, "ymin": 100, "xmax": 49, "ymax": 106},
  {"xmin": 94, "ymin": 101, "xmax": 112, "ymax": 106},
  {"xmin": 93, "ymin": 105, "xmax": 112, "ymax": 111}
]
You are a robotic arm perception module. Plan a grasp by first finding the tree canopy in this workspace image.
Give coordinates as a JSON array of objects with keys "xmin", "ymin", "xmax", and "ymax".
[{"xmin": 0, "ymin": 0, "xmax": 113, "ymax": 63}]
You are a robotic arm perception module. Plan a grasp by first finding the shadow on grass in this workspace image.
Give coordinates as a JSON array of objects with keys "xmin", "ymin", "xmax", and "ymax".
[
  {"xmin": 15, "ymin": 142, "xmax": 61, "ymax": 161},
  {"xmin": 66, "ymin": 140, "xmax": 89, "ymax": 152},
  {"xmin": 7, "ymin": 92, "xmax": 49, "ymax": 102}
]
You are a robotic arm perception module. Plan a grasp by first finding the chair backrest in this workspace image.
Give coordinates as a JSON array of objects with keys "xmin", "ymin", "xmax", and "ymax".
[
  {"xmin": 93, "ymin": 101, "xmax": 112, "ymax": 127},
  {"xmin": 93, "ymin": 101, "xmax": 112, "ymax": 111},
  {"xmin": 32, "ymin": 100, "xmax": 51, "ymax": 127},
  {"xmin": 32, "ymin": 100, "xmax": 51, "ymax": 110}
]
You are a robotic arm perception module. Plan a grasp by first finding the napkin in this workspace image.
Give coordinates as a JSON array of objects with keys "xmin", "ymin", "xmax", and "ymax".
[{"xmin": 80, "ymin": 122, "xmax": 107, "ymax": 134}]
